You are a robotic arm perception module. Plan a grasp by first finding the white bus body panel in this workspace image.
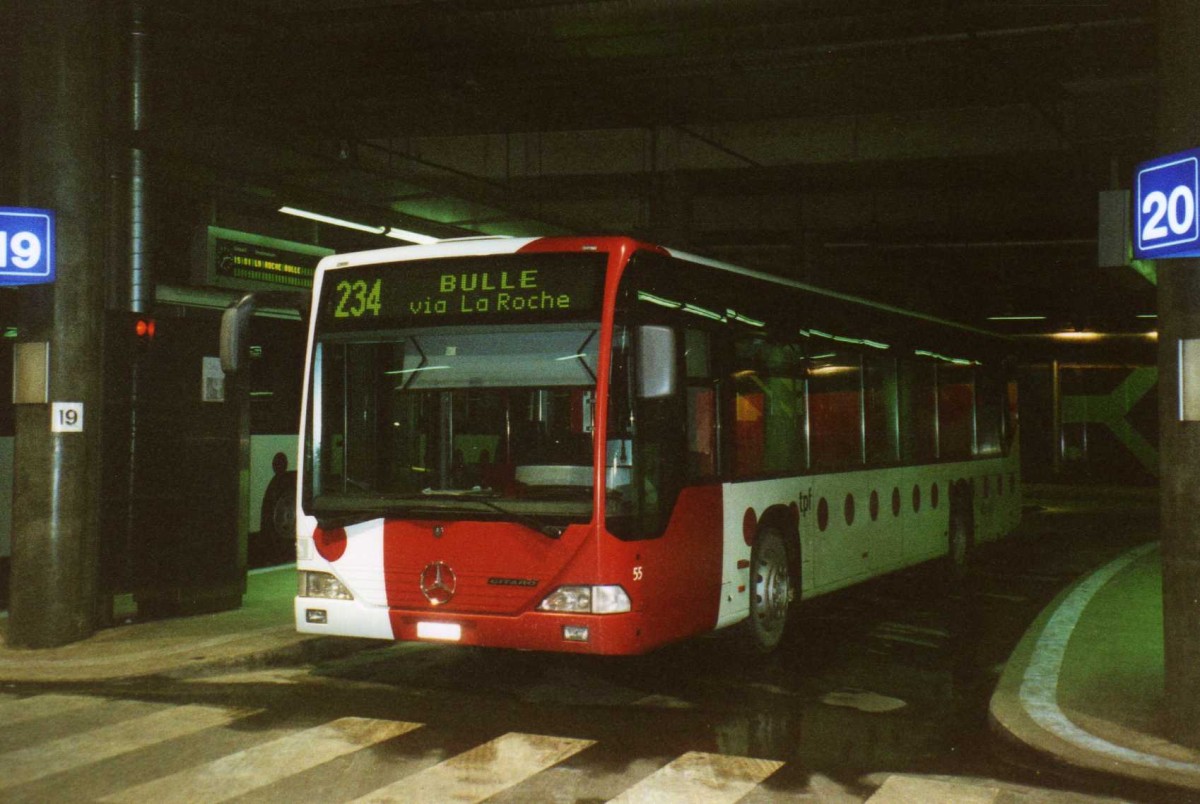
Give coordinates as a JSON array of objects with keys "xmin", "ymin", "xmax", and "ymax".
[{"xmin": 715, "ymin": 453, "xmax": 1021, "ymax": 628}]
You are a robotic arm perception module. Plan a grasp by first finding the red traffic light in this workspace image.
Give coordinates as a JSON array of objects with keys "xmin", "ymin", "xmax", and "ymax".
[{"xmin": 134, "ymin": 318, "xmax": 156, "ymax": 339}]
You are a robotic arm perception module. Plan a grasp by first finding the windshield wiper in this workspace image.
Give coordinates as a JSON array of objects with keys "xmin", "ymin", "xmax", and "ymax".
[{"xmin": 421, "ymin": 488, "xmax": 565, "ymax": 539}]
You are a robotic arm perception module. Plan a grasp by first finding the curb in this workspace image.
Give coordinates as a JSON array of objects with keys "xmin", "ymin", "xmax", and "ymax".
[
  {"xmin": 166, "ymin": 634, "xmax": 383, "ymax": 680},
  {"xmin": 989, "ymin": 542, "xmax": 1200, "ymax": 792},
  {"xmin": 0, "ymin": 628, "xmax": 381, "ymax": 684}
]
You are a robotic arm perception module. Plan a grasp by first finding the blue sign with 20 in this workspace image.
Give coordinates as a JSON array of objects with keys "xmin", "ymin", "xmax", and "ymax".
[
  {"xmin": 1135, "ymin": 149, "xmax": 1200, "ymax": 259},
  {"xmin": 0, "ymin": 207, "xmax": 55, "ymax": 286}
]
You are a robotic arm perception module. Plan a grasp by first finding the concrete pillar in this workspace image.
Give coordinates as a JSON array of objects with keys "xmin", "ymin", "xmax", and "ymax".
[
  {"xmin": 8, "ymin": 0, "xmax": 108, "ymax": 647},
  {"xmin": 1157, "ymin": 0, "xmax": 1200, "ymax": 750}
]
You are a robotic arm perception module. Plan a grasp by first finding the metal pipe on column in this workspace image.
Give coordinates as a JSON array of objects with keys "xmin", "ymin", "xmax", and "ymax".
[{"xmin": 129, "ymin": 0, "xmax": 150, "ymax": 314}]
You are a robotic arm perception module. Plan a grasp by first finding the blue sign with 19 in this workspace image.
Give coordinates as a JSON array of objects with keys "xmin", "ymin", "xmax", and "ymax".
[{"xmin": 0, "ymin": 207, "xmax": 55, "ymax": 286}]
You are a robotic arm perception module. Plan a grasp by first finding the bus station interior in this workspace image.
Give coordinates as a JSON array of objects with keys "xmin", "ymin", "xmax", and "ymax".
[
  {"xmin": 3, "ymin": 0, "xmax": 1198, "ymax": 740},
  {"xmin": 0, "ymin": 1, "xmax": 1168, "ymax": 592},
  {"xmin": 12, "ymin": 1, "xmax": 1200, "ymax": 792}
]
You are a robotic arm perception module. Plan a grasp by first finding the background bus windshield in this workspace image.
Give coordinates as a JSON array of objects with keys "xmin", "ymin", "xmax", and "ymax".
[{"xmin": 309, "ymin": 324, "xmax": 601, "ymax": 521}]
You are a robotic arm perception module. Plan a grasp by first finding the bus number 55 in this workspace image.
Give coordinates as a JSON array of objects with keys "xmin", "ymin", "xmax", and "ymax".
[{"xmin": 633, "ymin": 566, "xmax": 644, "ymax": 581}]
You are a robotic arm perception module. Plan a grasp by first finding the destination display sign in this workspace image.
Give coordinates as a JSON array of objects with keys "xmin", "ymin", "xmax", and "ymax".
[
  {"xmin": 317, "ymin": 252, "xmax": 606, "ymax": 330},
  {"xmin": 195, "ymin": 226, "xmax": 332, "ymax": 293}
]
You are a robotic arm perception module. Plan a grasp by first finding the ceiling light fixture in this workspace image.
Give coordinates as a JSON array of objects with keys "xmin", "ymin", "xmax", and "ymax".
[
  {"xmin": 385, "ymin": 227, "xmax": 440, "ymax": 245},
  {"xmin": 986, "ymin": 315, "xmax": 1047, "ymax": 321},
  {"xmin": 279, "ymin": 206, "xmax": 385, "ymax": 234},
  {"xmin": 1050, "ymin": 331, "xmax": 1104, "ymax": 341}
]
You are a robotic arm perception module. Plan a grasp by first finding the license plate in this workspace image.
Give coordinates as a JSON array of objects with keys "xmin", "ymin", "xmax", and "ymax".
[{"xmin": 416, "ymin": 621, "xmax": 462, "ymax": 641}]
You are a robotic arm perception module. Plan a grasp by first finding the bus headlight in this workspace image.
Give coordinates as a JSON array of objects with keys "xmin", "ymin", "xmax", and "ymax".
[
  {"xmin": 298, "ymin": 571, "xmax": 353, "ymax": 601},
  {"xmin": 537, "ymin": 585, "xmax": 631, "ymax": 614}
]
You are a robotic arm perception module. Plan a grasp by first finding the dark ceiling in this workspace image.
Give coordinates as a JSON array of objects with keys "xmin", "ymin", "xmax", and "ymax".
[{"xmin": 20, "ymin": 1, "xmax": 1170, "ymax": 333}]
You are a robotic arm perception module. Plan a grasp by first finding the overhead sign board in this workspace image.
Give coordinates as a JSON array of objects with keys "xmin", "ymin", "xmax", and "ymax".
[
  {"xmin": 194, "ymin": 226, "xmax": 332, "ymax": 293},
  {"xmin": 1134, "ymin": 149, "xmax": 1200, "ymax": 259},
  {"xmin": 0, "ymin": 207, "xmax": 55, "ymax": 286}
]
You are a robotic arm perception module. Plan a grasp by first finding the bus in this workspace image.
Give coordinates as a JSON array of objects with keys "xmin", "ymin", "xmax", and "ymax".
[
  {"xmin": 288, "ymin": 236, "xmax": 1021, "ymax": 654},
  {"xmin": 152, "ymin": 291, "xmax": 307, "ymax": 555},
  {"xmin": 244, "ymin": 314, "xmax": 305, "ymax": 553}
]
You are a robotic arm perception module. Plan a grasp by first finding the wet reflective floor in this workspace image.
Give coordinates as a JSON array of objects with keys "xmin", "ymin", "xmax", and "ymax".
[
  {"xmin": 295, "ymin": 493, "xmax": 1158, "ymax": 774},
  {"xmin": 5, "ymin": 488, "xmax": 1184, "ymax": 802}
]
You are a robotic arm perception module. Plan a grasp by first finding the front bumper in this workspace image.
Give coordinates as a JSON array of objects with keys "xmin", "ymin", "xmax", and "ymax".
[{"xmin": 294, "ymin": 597, "xmax": 649, "ymax": 654}]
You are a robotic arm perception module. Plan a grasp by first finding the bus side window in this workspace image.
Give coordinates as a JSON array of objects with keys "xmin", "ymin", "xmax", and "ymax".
[
  {"xmin": 685, "ymin": 329, "xmax": 718, "ymax": 479},
  {"xmin": 975, "ymin": 367, "xmax": 1005, "ymax": 456},
  {"xmin": 809, "ymin": 349, "xmax": 863, "ymax": 469},
  {"xmin": 731, "ymin": 337, "xmax": 805, "ymax": 477},
  {"xmin": 732, "ymin": 337, "xmax": 766, "ymax": 477},
  {"xmin": 900, "ymin": 359, "xmax": 938, "ymax": 463},
  {"xmin": 864, "ymin": 353, "xmax": 900, "ymax": 464},
  {"xmin": 938, "ymin": 363, "xmax": 975, "ymax": 459}
]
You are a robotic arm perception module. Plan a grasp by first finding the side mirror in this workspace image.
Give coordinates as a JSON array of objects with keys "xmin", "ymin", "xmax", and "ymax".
[
  {"xmin": 219, "ymin": 293, "xmax": 257, "ymax": 374},
  {"xmin": 637, "ymin": 325, "xmax": 676, "ymax": 399}
]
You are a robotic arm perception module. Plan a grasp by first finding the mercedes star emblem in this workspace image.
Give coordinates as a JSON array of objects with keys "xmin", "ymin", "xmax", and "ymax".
[{"xmin": 419, "ymin": 561, "xmax": 457, "ymax": 606}]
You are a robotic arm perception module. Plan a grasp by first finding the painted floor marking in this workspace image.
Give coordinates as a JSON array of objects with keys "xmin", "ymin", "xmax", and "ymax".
[
  {"xmin": 0, "ymin": 703, "xmax": 255, "ymax": 791},
  {"xmin": 867, "ymin": 774, "xmax": 999, "ymax": 803},
  {"xmin": 101, "ymin": 716, "xmax": 421, "ymax": 804},
  {"xmin": 875, "ymin": 622, "xmax": 948, "ymax": 638},
  {"xmin": 870, "ymin": 632, "xmax": 941, "ymax": 648},
  {"xmin": 0, "ymin": 693, "xmax": 107, "ymax": 726},
  {"xmin": 352, "ymin": 732, "xmax": 594, "ymax": 803},
  {"xmin": 191, "ymin": 667, "xmax": 312, "ymax": 685},
  {"xmin": 979, "ymin": 591, "xmax": 1027, "ymax": 602},
  {"xmin": 607, "ymin": 751, "xmax": 783, "ymax": 804},
  {"xmin": 1018, "ymin": 542, "xmax": 1200, "ymax": 778}
]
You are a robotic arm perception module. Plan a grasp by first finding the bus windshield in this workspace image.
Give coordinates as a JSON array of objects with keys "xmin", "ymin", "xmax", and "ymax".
[{"xmin": 308, "ymin": 323, "xmax": 602, "ymax": 522}]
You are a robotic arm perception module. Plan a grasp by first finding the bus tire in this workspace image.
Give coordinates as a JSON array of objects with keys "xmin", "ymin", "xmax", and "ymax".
[
  {"xmin": 260, "ymin": 471, "xmax": 297, "ymax": 547},
  {"xmin": 947, "ymin": 480, "xmax": 975, "ymax": 580},
  {"xmin": 744, "ymin": 527, "xmax": 796, "ymax": 653}
]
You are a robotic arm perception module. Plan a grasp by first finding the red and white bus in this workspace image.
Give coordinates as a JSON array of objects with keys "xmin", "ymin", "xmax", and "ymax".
[{"xmin": 290, "ymin": 236, "xmax": 1020, "ymax": 654}]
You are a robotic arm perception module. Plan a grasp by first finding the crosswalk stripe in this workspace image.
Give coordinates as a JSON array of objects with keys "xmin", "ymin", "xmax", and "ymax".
[
  {"xmin": 606, "ymin": 751, "xmax": 783, "ymax": 804},
  {"xmin": 867, "ymin": 774, "xmax": 1000, "ymax": 803},
  {"xmin": 352, "ymin": 732, "xmax": 595, "ymax": 804},
  {"xmin": 0, "ymin": 693, "xmax": 107, "ymax": 726},
  {"xmin": 100, "ymin": 716, "xmax": 421, "ymax": 804},
  {"xmin": 0, "ymin": 703, "xmax": 255, "ymax": 791}
]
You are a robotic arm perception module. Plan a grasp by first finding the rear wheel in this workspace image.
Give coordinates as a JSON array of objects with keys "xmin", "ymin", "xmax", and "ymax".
[
  {"xmin": 948, "ymin": 480, "xmax": 974, "ymax": 581},
  {"xmin": 745, "ymin": 528, "xmax": 796, "ymax": 653}
]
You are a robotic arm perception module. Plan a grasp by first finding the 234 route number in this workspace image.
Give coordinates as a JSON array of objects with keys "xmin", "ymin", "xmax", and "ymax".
[{"xmin": 334, "ymin": 278, "xmax": 382, "ymax": 318}]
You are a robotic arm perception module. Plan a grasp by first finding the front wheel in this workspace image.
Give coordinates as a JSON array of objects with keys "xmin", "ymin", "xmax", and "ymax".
[{"xmin": 744, "ymin": 528, "xmax": 796, "ymax": 653}]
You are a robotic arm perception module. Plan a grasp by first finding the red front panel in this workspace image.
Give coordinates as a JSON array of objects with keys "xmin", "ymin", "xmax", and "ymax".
[
  {"xmin": 376, "ymin": 484, "xmax": 725, "ymax": 654},
  {"xmin": 383, "ymin": 520, "xmax": 595, "ymax": 616},
  {"xmin": 594, "ymin": 485, "xmax": 726, "ymax": 651}
]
